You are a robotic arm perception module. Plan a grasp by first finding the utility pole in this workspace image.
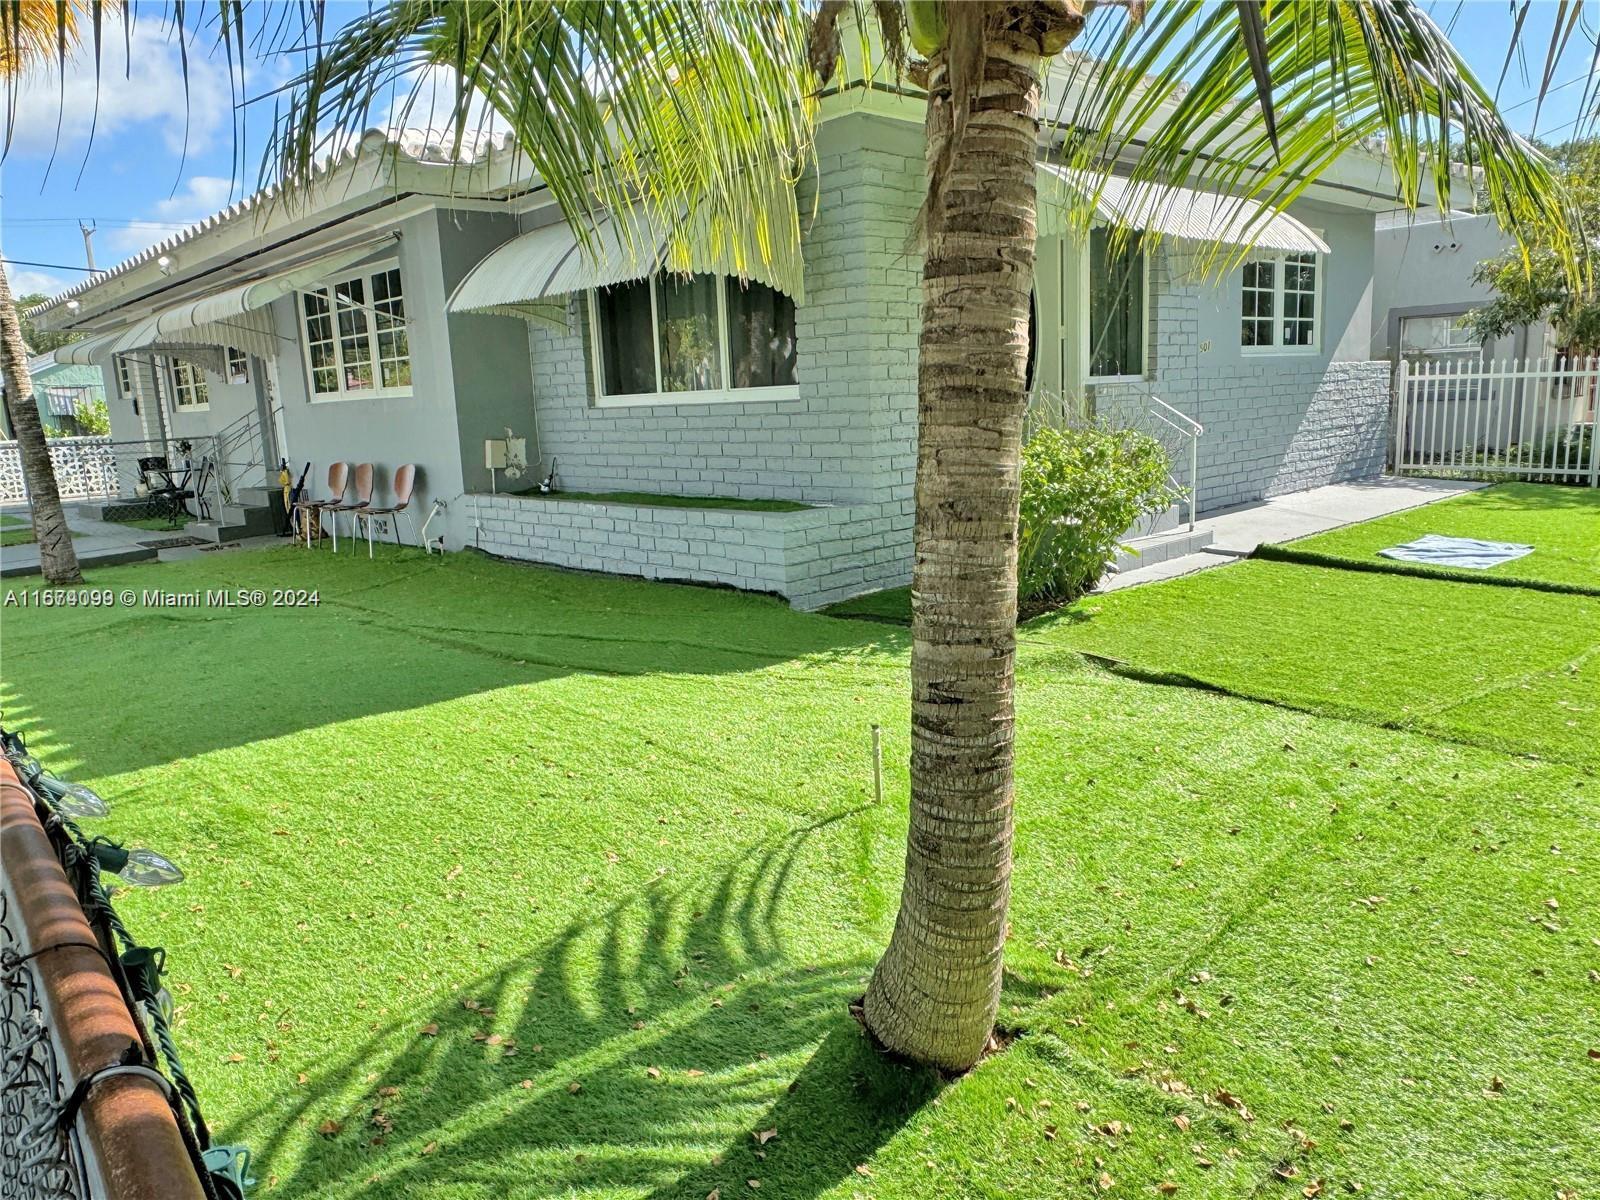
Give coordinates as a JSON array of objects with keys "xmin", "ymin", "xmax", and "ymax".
[{"xmin": 79, "ymin": 221, "xmax": 96, "ymax": 271}]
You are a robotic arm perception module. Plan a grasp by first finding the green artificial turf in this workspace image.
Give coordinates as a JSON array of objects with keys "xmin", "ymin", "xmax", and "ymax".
[
  {"xmin": 2, "ymin": 546, "xmax": 1597, "ymax": 1199},
  {"xmin": 511, "ymin": 488, "xmax": 812, "ymax": 513},
  {"xmin": 1283, "ymin": 482, "xmax": 1600, "ymax": 590},
  {"xmin": 819, "ymin": 584, "xmax": 912, "ymax": 623},
  {"xmin": 0, "ymin": 520, "xmax": 34, "ymax": 546},
  {"xmin": 1036, "ymin": 558, "xmax": 1600, "ymax": 772}
]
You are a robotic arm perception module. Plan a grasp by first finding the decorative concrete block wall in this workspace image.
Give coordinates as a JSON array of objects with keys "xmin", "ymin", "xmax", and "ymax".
[{"xmin": 470, "ymin": 493, "xmax": 910, "ymax": 610}]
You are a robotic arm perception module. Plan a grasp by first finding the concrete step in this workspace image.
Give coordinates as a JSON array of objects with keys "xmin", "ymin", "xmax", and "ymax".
[
  {"xmin": 1112, "ymin": 524, "xmax": 1214, "ymax": 572},
  {"xmin": 232, "ymin": 485, "xmax": 278, "ymax": 507},
  {"xmin": 188, "ymin": 518, "xmax": 265, "ymax": 544}
]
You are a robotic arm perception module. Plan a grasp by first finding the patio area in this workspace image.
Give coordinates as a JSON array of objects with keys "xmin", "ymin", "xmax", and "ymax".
[{"xmin": 1, "ymin": 479, "xmax": 1595, "ymax": 1199}]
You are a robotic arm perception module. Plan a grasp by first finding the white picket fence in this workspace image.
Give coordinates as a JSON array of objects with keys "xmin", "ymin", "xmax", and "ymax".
[
  {"xmin": 0, "ymin": 437, "xmax": 119, "ymax": 503},
  {"xmin": 1394, "ymin": 356, "xmax": 1599, "ymax": 486}
]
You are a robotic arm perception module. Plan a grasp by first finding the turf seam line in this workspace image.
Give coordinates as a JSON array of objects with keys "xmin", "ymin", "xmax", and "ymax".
[
  {"xmin": 1082, "ymin": 657, "xmax": 1573, "ymax": 770},
  {"xmin": 1252, "ymin": 543, "xmax": 1600, "ymax": 597}
]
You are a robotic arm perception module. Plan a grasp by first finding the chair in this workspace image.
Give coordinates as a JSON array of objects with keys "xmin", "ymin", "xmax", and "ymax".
[
  {"xmin": 136, "ymin": 456, "xmax": 194, "ymax": 529},
  {"xmin": 292, "ymin": 462, "xmax": 349, "ymax": 549},
  {"xmin": 358, "ymin": 464, "xmax": 417, "ymax": 558},
  {"xmin": 320, "ymin": 462, "xmax": 373, "ymax": 553}
]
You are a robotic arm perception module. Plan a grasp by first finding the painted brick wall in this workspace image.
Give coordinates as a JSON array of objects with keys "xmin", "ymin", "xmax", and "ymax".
[
  {"xmin": 1094, "ymin": 244, "xmax": 1392, "ymax": 513},
  {"xmin": 471, "ymin": 493, "xmax": 909, "ymax": 610},
  {"xmin": 513, "ymin": 111, "xmax": 924, "ymax": 603}
]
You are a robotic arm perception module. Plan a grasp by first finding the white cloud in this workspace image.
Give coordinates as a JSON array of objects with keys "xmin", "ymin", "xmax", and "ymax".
[
  {"xmin": 103, "ymin": 175, "xmax": 241, "ymax": 256},
  {"xmin": 7, "ymin": 267, "xmax": 73, "ymax": 298},
  {"xmin": 3, "ymin": 21, "xmax": 240, "ymax": 162}
]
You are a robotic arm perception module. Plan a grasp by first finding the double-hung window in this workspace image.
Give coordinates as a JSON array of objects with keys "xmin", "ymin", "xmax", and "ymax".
[
  {"xmin": 299, "ymin": 262, "xmax": 412, "ymax": 400},
  {"xmin": 1241, "ymin": 250, "xmax": 1321, "ymax": 352},
  {"xmin": 225, "ymin": 346, "xmax": 250, "ymax": 385},
  {"xmin": 588, "ymin": 272, "xmax": 798, "ymax": 406},
  {"xmin": 1086, "ymin": 227, "xmax": 1147, "ymax": 380},
  {"xmin": 169, "ymin": 358, "xmax": 209, "ymax": 410}
]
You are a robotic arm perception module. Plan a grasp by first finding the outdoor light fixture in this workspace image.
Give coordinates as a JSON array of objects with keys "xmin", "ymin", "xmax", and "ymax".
[
  {"xmin": 36, "ymin": 775, "xmax": 110, "ymax": 819},
  {"xmin": 66, "ymin": 299, "xmax": 81, "ymax": 311},
  {"xmin": 90, "ymin": 840, "xmax": 186, "ymax": 888},
  {"xmin": 157, "ymin": 254, "xmax": 175, "ymax": 275}
]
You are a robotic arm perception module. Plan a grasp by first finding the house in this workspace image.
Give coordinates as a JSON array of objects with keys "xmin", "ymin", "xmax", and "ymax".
[
  {"xmin": 0, "ymin": 353, "xmax": 106, "ymax": 439},
  {"xmin": 29, "ymin": 71, "xmax": 1458, "ymax": 609},
  {"xmin": 1371, "ymin": 209, "xmax": 1560, "ymax": 365}
]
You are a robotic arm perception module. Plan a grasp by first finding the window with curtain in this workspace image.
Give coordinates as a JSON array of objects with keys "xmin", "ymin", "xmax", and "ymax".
[
  {"xmin": 589, "ymin": 272, "xmax": 799, "ymax": 403},
  {"xmin": 1087, "ymin": 227, "xmax": 1146, "ymax": 379},
  {"xmin": 299, "ymin": 261, "xmax": 413, "ymax": 400}
]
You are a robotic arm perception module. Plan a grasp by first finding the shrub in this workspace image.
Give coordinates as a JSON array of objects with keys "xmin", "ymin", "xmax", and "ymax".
[{"xmin": 1017, "ymin": 424, "xmax": 1180, "ymax": 605}]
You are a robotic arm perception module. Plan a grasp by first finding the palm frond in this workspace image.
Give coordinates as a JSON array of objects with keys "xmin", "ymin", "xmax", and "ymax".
[
  {"xmin": 1049, "ymin": 0, "xmax": 1589, "ymax": 288},
  {"xmin": 266, "ymin": 0, "xmax": 818, "ymax": 297}
]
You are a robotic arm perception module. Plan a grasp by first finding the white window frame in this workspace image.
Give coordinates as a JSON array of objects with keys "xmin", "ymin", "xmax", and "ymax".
[
  {"xmin": 585, "ymin": 273, "xmax": 800, "ymax": 409},
  {"xmin": 1239, "ymin": 246, "xmax": 1325, "ymax": 356},
  {"xmin": 296, "ymin": 259, "xmax": 414, "ymax": 403},
  {"xmin": 168, "ymin": 358, "xmax": 209, "ymax": 411},
  {"xmin": 1400, "ymin": 312, "xmax": 1481, "ymax": 356},
  {"xmin": 225, "ymin": 346, "xmax": 250, "ymax": 385},
  {"xmin": 115, "ymin": 355, "xmax": 136, "ymax": 401},
  {"xmin": 1082, "ymin": 226, "xmax": 1151, "ymax": 385}
]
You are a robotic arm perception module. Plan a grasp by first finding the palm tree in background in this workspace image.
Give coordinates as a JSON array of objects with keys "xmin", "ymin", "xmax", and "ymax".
[
  {"xmin": 11, "ymin": 0, "xmax": 1590, "ymax": 1073},
  {"xmin": 0, "ymin": 1, "xmax": 101, "ymax": 585}
]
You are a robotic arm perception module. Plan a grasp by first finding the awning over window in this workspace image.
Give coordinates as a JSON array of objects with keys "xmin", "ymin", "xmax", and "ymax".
[
  {"xmin": 52, "ymin": 331, "xmax": 120, "ymax": 366},
  {"xmin": 448, "ymin": 203, "xmax": 805, "ymax": 327},
  {"xmin": 1037, "ymin": 165, "xmax": 1330, "ymax": 255},
  {"xmin": 111, "ymin": 236, "xmax": 398, "ymax": 362}
]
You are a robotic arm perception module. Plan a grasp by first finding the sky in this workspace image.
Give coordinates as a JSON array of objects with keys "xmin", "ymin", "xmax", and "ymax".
[{"xmin": 1, "ymin": 0, "xmax": 1596, "ymax": 304}]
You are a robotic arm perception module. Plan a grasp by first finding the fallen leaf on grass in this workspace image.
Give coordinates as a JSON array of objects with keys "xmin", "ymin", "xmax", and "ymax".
[
  {"xmin": 1158, "ymin": 1184, "xmax": 1178, "ymax": 1196},
  {"xmin": 567, "ymin": 1081, "xmax": 582, "ymax": 1094},
  {"xmin": 317, "ymin": 1120, "xmax": 341, "ymax": 1137},
  {"xmin": 422, "ymin": 1141, "xmax": 437, "ymax": 1155},
  {"xmin": 1213, "ymin": 1089, "xmax": 1254, "ymax": 1121},
  {"xmin": 1097, "ymin": 1171, "xmax": 1114, "ymax": 1190},
  {"xmin": 754, "ymin": 1129, "xmax": 778, "ymax": 1145},
  {"xmin": 646, "ymin": 1066, "xmax": 662, "ymax": 1079},
  {"xmin": 420, "ymin": 1023, "xmax": 439, "ymax": 1037}
]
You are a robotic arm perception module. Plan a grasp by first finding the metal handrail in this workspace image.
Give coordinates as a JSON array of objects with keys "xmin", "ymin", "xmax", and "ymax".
[{"xmin": 1147, "ymin": 395, "xmax": 1202, "ymax": 532}]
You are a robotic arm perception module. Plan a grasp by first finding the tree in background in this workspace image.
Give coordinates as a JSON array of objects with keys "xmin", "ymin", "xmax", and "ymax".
[
  {"xmin": 0, "ymin": 2, "xmax": 98, "ymax": 584},
  {"xmin": 17, "ymin": 293, "xmax": 85, "ymax": 355},
  {"xmin": 1463, "ymin": 138, "xmax": 1600, "ymax": 354}
]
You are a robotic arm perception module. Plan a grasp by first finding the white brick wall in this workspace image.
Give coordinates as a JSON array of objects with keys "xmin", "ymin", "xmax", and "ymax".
[
  {"xmin": 472, "ymin": 493, "xmax": 910, "ymax": 610},
  {"xmin": 1094, "ymin": 246, "xmax": 1392, "ymax": 513}
]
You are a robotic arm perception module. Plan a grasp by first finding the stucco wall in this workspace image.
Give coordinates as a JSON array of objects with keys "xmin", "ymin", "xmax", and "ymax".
[{"xmin": 267, "ymin": 210, "xmax": 462, "ymax": 538}]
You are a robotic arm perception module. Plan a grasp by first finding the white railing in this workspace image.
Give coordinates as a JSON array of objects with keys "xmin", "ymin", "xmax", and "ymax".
[
  {"xmin": 1394, "ymin": 355, "xmax": 1599, "ymax": 486},
  {"xmin": 1146, "ymin": 395, "xmax": 1203, "ymax": 531},
  {"xmin": 0, "ymin": 437, "xmax": 118, "ymax": 502}
]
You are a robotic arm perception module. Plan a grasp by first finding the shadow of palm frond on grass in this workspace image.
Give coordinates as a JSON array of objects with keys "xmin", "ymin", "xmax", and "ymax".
[{"xmin": 231, "ymin": 810, "xmax": 941, "ymax": 1200}]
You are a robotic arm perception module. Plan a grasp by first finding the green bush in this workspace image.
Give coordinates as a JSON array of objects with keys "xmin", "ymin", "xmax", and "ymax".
[{"xmin": 1017, "ymin": 424, "xmax": 1180, "ymax": 605}]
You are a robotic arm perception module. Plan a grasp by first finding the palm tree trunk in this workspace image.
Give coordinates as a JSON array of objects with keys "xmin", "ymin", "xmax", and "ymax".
[
  {"xmin": 861, "ymin": 29, "xmax": 1045, "ymax": 1072},
  {"xmin": 0, "ymin": 260, "xmax": 83, "ymax": 585}
]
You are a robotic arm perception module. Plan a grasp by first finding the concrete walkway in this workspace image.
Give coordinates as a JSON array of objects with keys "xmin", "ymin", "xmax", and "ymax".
[
  {"xmin": 0, "ymin": 502, "xmax": 162, "ymax": 577},
  {"xmin": 1102, "ymin": 475, "xmax": 1487, "ymax": 592}
]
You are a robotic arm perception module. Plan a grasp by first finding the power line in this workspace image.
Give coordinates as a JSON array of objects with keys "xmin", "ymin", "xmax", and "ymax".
[{"xmin": 0, "ymin": 258, "xmax": 101, "ymax": 273}]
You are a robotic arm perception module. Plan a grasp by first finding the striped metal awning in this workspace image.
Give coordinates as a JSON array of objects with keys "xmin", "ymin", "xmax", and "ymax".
[
  {"xmin": 110, "ymin": 236, "xmax": 398, "ymax": 361},
  {"xmin": 448, "ymin": 199, "xmax": 805, "ymax": 327},
  {"xmin": 1038, "ymin": 165, "xmax": 1330, "ymax": 255},
  {"xmin": 51, "ymin": 331, "xmax": 120, "ymax": 366}
]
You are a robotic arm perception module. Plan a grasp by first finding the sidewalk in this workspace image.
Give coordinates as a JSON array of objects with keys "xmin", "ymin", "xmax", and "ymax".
[{"xmin": 1103, "ymin": 476, "xmax": 1487, "ymax": 591}]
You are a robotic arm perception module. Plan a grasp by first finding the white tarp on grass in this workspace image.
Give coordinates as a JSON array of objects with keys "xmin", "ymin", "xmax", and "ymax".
[{"xmin": 1377, "ymin": 534, "xmax": 1535, "ymax": 570}]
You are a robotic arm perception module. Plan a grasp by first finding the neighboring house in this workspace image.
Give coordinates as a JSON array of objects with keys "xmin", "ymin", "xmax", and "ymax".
[
  {"xmin": 1371, "ymin": 209, "xmax": 1559, "ymax": 365},
  {"xmin": 0, "ymin": 353, "xmax": 106, "ymax": 439},
  {"xmin": 30, "ymin": 72, "xmax": 1460, "ymax": 609}
]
